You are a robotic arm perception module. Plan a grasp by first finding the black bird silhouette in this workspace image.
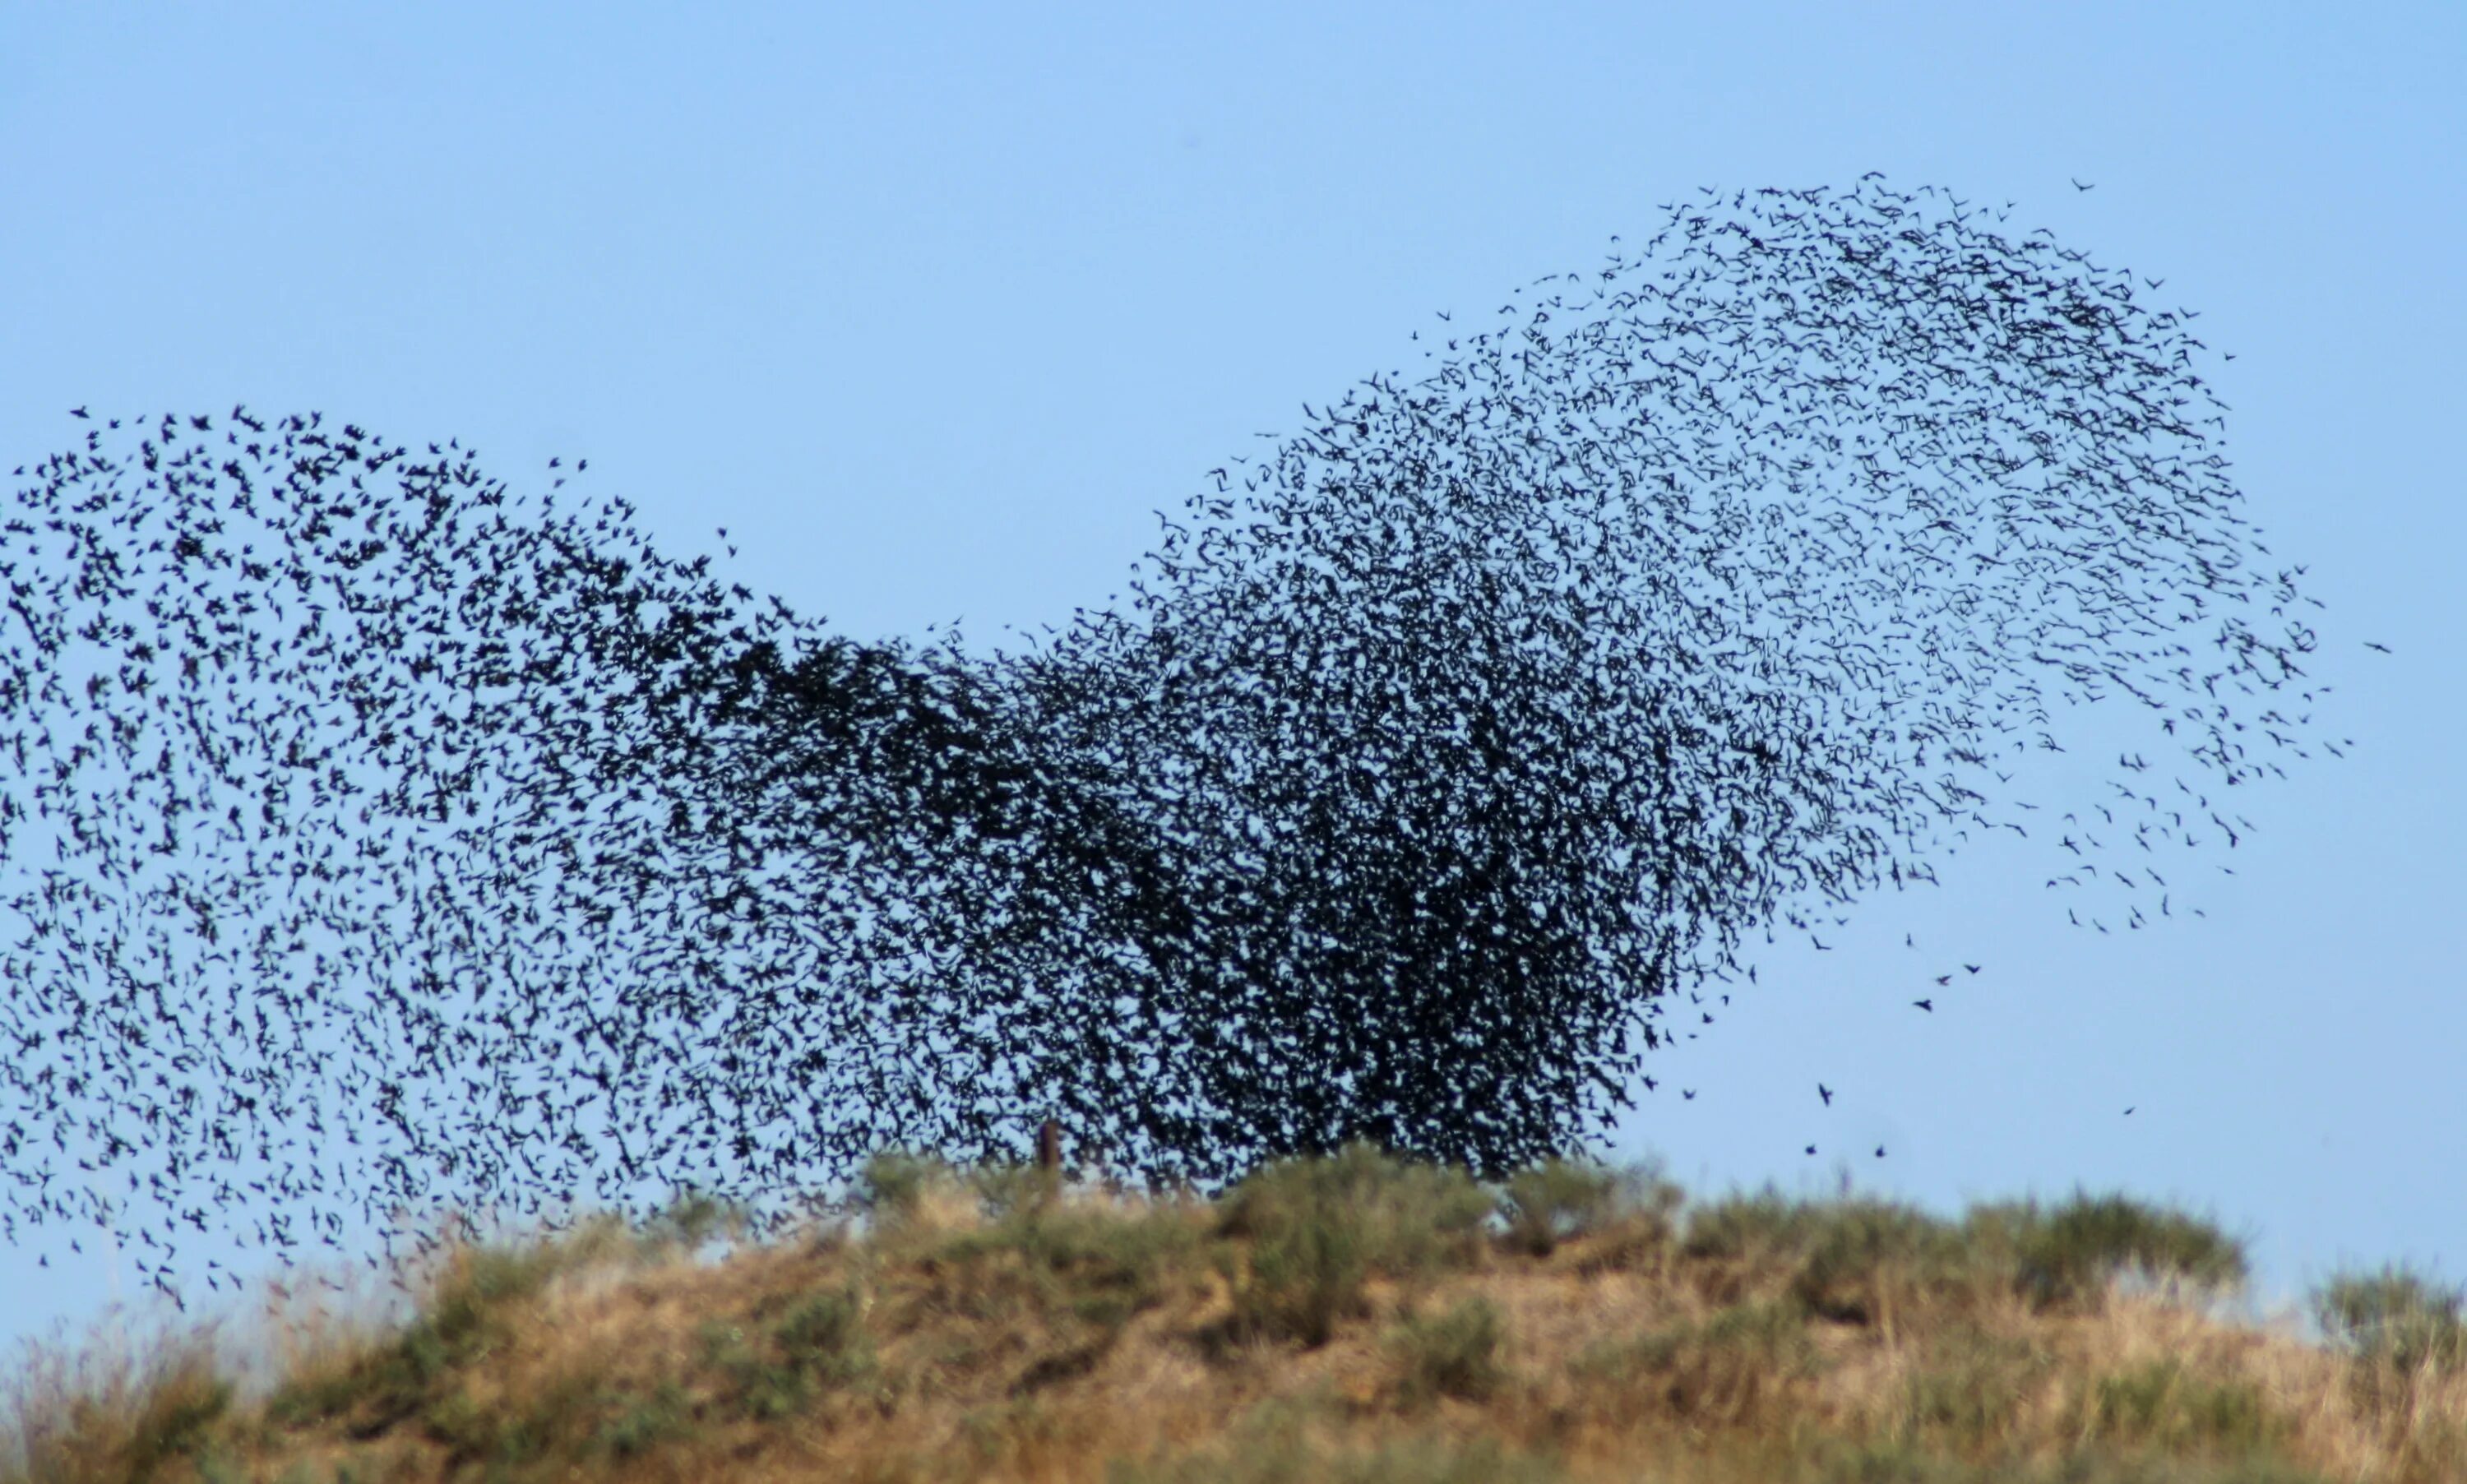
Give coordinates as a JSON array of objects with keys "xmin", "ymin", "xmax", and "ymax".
[
  {"xmin": 1818, "ymin": 1083, "xmax": 1833, "ymax": 1106},
  {"xmin": 1914, "ymin": 999, "xmax": 1934, "ymax": 1012},
  {"xmin": 1964, "ymin": 964, "xmax": 1981, "ymax": 974},
  {"xmin": 2071, "ymin": 177, "xmax": 2095, "ymax": 191},
  {"xmin": 1934, "ymin": 973, "xmax": 1952, "ymax": 986},
  {"xmin": 0, "ymin": 178, "xmax": 2344, "ymax": 1303},
  {"xmin": 1875, "ymin": 1146, "xmax": 1886, "ymax": 1158},
  {"xmin": 2364, "ymin": 641, "xmax": 2391, "ymax": 653}
]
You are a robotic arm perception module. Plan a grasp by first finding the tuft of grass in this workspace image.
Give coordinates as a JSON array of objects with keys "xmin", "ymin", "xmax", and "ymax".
[
  {"xmin": 2071, "ymin": 1357, "xmax": 2281, "ymax": 1459},
  {"xmin": 1890, "ymin": 1324, "xmax": 2057, "ymax": 1455}
]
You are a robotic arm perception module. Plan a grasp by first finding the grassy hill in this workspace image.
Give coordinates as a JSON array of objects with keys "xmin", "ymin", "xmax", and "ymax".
[{"xmin": 4, "ymin": 1142, "xmax": 2462, "ymax": 1483}]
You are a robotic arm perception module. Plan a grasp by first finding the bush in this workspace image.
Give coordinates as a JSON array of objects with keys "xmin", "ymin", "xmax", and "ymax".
[
  {"xmin": 1966, "ymin": 1190, "xmax": 2247, "ymax": 1313},
  {"xmin": 1682, "ymin": 1187, "xmax": 1833, "ymax": 1264},
  {"xmin": 629, "ymin": 1184, "xmax": 757, "ymax": 1261},
  {"xmin": 697, "ymin": 1285, "xmax": 876, "ymax": 1422},
  {"xmin": 2312, "ymin": 1264, "xmax": 2467, "ymax": 1373},
  {"xmin": 1496, "ymin": 1156, "xmax": 1622, "ymax": 1257},
  {"xmin": 2312, "ymin": 1263, "xmax": 2467, "ymax": 1422},
  {"xmin": 1215, "ymin": 1143, "xmax": 1495, "ymax": 1348},
  {"xmin": 1388, "ymin": 1297, "xmax": 1507, "ymax": 1407},
  {"xmin": 1788, "ymin": 1200, "xmax": 1979, "ymax": 1329},
  {"xmin": 1572, "ymin": 1298, "xmax": 1821, "ymax": 1429},
  {"xmin": 854, "ymin": 1146, "xmax": 979, "ymax": 1241}
]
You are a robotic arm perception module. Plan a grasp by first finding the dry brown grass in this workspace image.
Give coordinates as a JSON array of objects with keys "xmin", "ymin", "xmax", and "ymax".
[{"xmin": 3, "ymin": 1144, "xmax": 2461, "ymax": 1484}]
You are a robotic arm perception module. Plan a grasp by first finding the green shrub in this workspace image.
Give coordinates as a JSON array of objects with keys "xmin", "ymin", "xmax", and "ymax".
[
  {"xmin": 1388, "ymin": 1296, "xmax": 1507, "ymax": 1407},
  {"xmin": 629, "ymin": 1184, "xmax": 757, "ymax": 1261},
  {"xmin": 1966, "ymin": 1191, "xmax": 2247, "ymax": 1312},
  {"xmin": 588, "ymin": 1379, "xmax": 696, "ymax": 1461},
  {"xmin": 1894, "ymin": 1325, "xmax": 2053, "ymax": 1453},
  {"xmin": 1215, "ymin": 1143, "xmax": 1495, "ymax": 1348},
  {"xmin": 1682, "ymin": 1187, "xmax": 1832, "ymax": 1264},
  {"xmin": 973, "ymin": 1157, "xmax": 1067, "ymax": 1222},
  {"xmin": 2312, "ymin": 1264, "xmax": 2467, "ymax": 1374},
  {"xmin": 856, "ymin": 1147, "xmax": 965, "ymax": 1229},
  {"xmin": 1572, "ymin": 1298, "xmax": 1821, "ymax": 1427},
  {"xmin": 1496, "ymin": 1156, "xmax": 1622, "ymax": 1257},
  {"xmin": 2076, "ymin": 1357, "xmax": 2277, "ymax": 1456},
  {"xmin": 1789, "ymin": 1199, "xmax": 1980, "ymax": 1329},
  {"xmin": 2312, "ymin": 1263, "xmax": 2467, "ymax": 1422},
  {"xmin": 697, "ymin": 1285, "xmax": 876, "ymax": 1422}
]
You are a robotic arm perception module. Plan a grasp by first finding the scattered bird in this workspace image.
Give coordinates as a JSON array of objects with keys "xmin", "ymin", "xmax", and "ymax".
[
  {"xmin": 2071, "ymin": 177, "xmax": 2095, "ymax": 191},
  {"xmin": 1818, "ymin": 1083, "xmax": 1833, "ymax": 1106},
  {"xmin": 2364, "ymin": 641, "xmax": 2391, "ymax": 654},
  {"xmin": 1874, "ymin": 1146, "xmax": 1886, "ymax": 1158},
  {"xmin": 1914, "ymin": 999, "xmax": 1933, "ymax": 1012},
  {"xmin": 1964, "ymin": 964, "xmax": 1981, "ymax": 974}
]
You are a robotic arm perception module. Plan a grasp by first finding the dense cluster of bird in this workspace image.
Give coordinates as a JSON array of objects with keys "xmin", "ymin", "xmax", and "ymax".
[{"xmin": 0, "ymin": 178, "xmax": 2344, "ymax": 1310}]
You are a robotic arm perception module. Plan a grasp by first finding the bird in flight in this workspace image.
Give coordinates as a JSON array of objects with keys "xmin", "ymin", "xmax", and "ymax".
[
  {"xmin": 1914, "ymin": 999, "xmax": 1933, "ymax": 1012},
  {"xmin": 2071, "ymin": 177, "xmax": 2095, "ymax": 191},
  {"xmin": 1818, "ymin": 1083, "xmax": 1833, "ymax": 1106}
]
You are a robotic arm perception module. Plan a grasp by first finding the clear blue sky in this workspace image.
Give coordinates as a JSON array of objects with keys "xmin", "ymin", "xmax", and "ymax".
[{"xmin": 2, "ymin": 2, "xmax": 2460, "ymax": 1388}]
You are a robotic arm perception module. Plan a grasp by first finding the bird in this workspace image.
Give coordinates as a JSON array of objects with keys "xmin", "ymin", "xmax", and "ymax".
[
  {"xmin": 1964, "ymin": 964, "xmax": 1980, "ymax": 974},
  {"xmin": 2364, "ymin": 641, "xmax": 2391, "ymax": 654},
  {"xmin": 68, "ymin": 406, "xmax": 87, "ymax": 418},
  {"xmin": 1934, "ymin": 973, "xmax": 1952, "ymax": 986},
  {"xmin": 2071, "ymin": 177, "xmax": 2095, "ymax": 191},
  {"xmin": 1818, "ymin": 1083, "xmax": 1833, "ymax": 1106},
  {"xmin": 1874, "ymin": 1146, "xmax": 1886, "ymax": 1158},
  {"xmin": 1805, "ymin": 1144, "xmax": 1817, "ymax": 1156},
  {"xmin": 1914, "ymin": 999, "xmax": 1933, "ymax": 1012}
]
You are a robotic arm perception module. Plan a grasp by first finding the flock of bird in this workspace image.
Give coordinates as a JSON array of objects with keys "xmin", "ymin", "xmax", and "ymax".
[{"xmin": 0, "ymin": 178, "xmax": 2347, "ymax": 1310}]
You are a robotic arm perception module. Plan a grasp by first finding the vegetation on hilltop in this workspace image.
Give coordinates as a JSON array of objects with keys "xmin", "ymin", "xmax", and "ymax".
[{"xmin": 3, "ymin": 1144, "xmax": 2461, "ymax": 1484}]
